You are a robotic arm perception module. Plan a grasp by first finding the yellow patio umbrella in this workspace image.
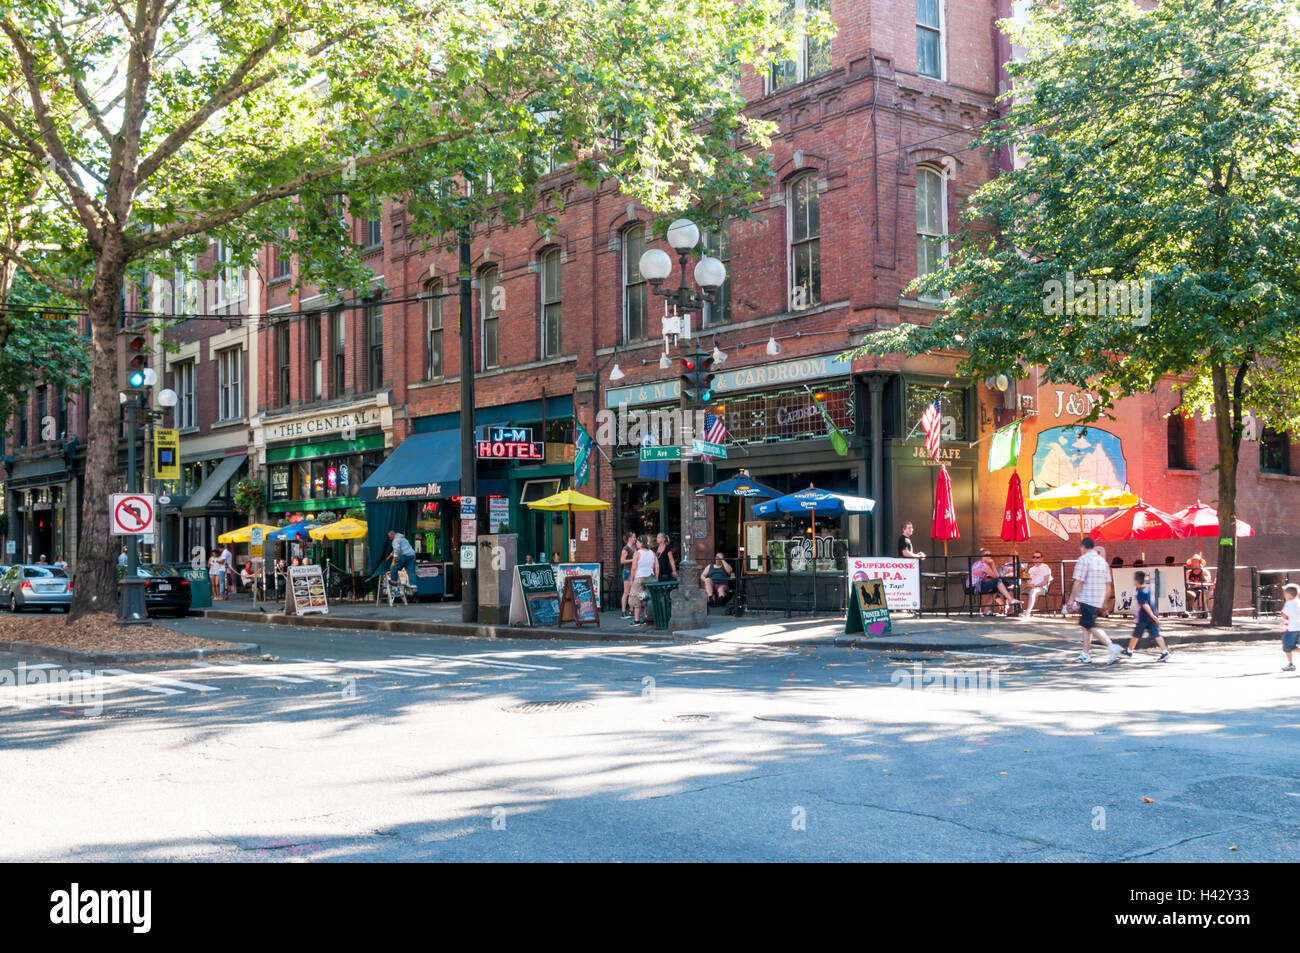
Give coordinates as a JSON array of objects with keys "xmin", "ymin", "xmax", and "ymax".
[
  {"xmin": 308, "ymin": 517, "xmax": 369, "ymax": 540},
  {"xmin": 525, "ymin": 489, "xmax": 610, "ymax": 562},
  {"xmin": 217, "ymin": 523, "xmax": 280, "ymax": 544},
  {"xmin": 1026, "ymin": 480, "xmax": 1138, "ymax": 537}
]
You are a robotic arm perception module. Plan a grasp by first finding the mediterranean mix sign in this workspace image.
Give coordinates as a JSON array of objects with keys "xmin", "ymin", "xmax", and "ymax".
[{"xmin": 372, "ymin": 482, "xmax": 446, "ymax": 500}]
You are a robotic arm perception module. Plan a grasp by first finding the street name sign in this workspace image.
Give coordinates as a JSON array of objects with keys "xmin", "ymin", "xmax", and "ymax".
[{"xmin": 640, "ymin": 445, "xmax": 681, "ymax": 462}]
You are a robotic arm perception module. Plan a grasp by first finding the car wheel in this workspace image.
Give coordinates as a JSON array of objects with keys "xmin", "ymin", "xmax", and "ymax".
[{"xmin": 8, "ymin": 594, "xmax": 17, "ymax": 613}]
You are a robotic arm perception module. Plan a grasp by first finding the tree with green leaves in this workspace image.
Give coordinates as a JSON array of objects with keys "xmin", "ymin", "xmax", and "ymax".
[
  {"xmin": 0, "ymin": 0, "xmax": 807, "ymax": 618},
  {"xmin": 859, "ymin": 0, "xmax": 1300, "ymax": 627}
]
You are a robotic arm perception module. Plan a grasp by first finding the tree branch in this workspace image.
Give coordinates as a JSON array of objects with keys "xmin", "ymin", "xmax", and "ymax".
[
  {"xmin": 0, "ymin": 239, "xmax": 88, "ymax": 302},
  {"xmin": 49, "ymin": 21, "xmax": 115, "ymax": 147}
]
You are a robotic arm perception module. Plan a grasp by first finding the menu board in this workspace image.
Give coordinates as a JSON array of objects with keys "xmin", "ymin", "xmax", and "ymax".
[
  {"xmin": 554, "ymin": 563, "xmax": 601, "ymax": 604},
  {"xmin": 288, "ymin": 564, "xmax": 328, "ymax": 615},
  {"xmin": 558, "ymin": 574, "xmax": 600, "ymax": 627},
  {"xmin": 509, "ymin": 564, "xmax": 561, "ymax": 626},
  {"xmin": 845, "ymin": 579, "xmax": 890, "ymax": 636}
]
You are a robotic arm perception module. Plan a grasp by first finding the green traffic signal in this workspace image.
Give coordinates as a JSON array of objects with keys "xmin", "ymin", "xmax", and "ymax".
[{"xmin": 128, "ymin": 369, "xmax": 147, "ymax": 388}]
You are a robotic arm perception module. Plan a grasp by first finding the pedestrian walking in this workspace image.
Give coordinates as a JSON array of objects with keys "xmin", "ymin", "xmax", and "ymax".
[
  {"xmin": 1281, "ymin": 584, "xmax": 1299, "ymax": 672},
  {"xmin": 629, "ymin": 536, "xmax": 657, "ymax": 626},
  {"xmin": 1066, "ymin": 536, "xmax": 1122, "ymax": 664},
  {"xmin": 620, "ymin": 531, "xmax": 637, "ymax": 618},
  {"xmin": 118, "ymin": 546, "xmax": 128, "ymax": 568},
  {"xmin": 1121, "ymin": 570, "xmax": 1169, "ymax": 662},
  {"xmin": 207, "ymin": 549, "xmax": 226, "ymax": 600},
  {"xmin": 654, "ymin": 532, "xmax": 677, "ymax": 581},
  {"xmin": 220, "ymin": 543, "xmax": 234, "ymax": 598}
]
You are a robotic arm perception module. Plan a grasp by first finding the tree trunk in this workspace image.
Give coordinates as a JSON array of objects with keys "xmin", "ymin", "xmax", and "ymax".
[
  {"xmin": 1210, "ymin": 362, "xmax": 1244, "ymax": 628},
  {"xmin": 68, "ymin": 246, "xmax": 128, "ymax": 621}
]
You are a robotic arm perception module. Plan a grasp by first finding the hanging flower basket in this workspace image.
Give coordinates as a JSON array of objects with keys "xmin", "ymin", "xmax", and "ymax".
[{"xmin": 234, "ymin": 478, "xmax": 266, "ymax": 516}]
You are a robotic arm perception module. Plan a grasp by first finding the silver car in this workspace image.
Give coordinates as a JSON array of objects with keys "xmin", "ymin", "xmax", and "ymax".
[{"xmin": 0, "ymin": 564, "xmax": 72, "ymax": 612}]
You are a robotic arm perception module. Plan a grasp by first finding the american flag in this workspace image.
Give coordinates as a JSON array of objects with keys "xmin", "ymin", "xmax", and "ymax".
[
  {"xmin": 701, "ymin": 411, "xmax": 728, "ymax": 462},
  {"xmin": 920, "ymin": 398, "xmax": 943, "ymax": 460}
]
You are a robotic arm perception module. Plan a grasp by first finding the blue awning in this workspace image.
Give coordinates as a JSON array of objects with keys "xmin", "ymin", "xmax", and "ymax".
[{"xmin": 359, "ymin": 432, "xmax": 461, "ymax": 502}]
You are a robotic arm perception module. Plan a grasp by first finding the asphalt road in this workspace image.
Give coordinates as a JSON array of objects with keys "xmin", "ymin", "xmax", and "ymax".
[{"xmin": 1, "ymin": 618, "xmax": 1297, "ymax": 862}]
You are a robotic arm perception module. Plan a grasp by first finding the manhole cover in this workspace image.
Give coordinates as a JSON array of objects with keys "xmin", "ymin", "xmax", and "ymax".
[
  {"xmin": 83, "ymin": 708, "xmax": 150, "ymax": 720},
  {"xmin": 665, "ymin": 713, "xmax": 713, "ymax": 723},
  {"xmin": 502, "ymin": 700, "xmax": 592, "ymax": 714},
  {"xmin": 754, "ymin": 714, "xmax": 833, "ymax": 724}
]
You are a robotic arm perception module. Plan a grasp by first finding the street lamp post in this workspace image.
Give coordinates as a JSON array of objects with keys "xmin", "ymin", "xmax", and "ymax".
[{"xmin": 638, "ymin": 217, "xmax": 727, "ymax": 633}]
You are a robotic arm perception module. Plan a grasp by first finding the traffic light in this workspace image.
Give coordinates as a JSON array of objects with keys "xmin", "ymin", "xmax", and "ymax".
[
  {"xmin": 117, "ymin": 329, "xmax": 150, "ymax": 391},
  {"xmin": 681, "ymin": 351, "xmax": 716, "ymax": 406}
]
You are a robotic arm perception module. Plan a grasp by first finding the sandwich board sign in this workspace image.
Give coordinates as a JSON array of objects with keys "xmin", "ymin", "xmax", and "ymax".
[
  {"xmin": 557, "ymin": 574, "xmax": 600, "ymax": 628},
  {"xmin": 509, "ymin": 563, "xmax": 561, "ymax": 626},
  {"xmin": 845, "ymin": 578, "xmax": 891, "ymax": 636},
  {"xmin": 285, "ymin": 564, "xmax": 329, "ymax": 616}
]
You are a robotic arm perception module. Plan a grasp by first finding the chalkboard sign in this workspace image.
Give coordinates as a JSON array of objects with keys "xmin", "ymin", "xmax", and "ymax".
[
  {"xmin": 845, "ymin": 578, "xmax": 890, "ymax": 636},
  {"xmin": 558, "ymin": 574, "xmax": 600, "ymax": 627},
  {"xmin": 510, "ymin": 563, "xmax": 561, "ymax": 626}
]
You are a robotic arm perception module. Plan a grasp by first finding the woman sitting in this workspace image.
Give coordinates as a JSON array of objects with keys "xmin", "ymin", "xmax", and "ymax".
[
  {"xmin": 700, "ymin": 553, "xmax": 735, "ymax": 604},
  {"xmin": 970, "ymin": 549, "xmax": 1020, "ymax": 616}
]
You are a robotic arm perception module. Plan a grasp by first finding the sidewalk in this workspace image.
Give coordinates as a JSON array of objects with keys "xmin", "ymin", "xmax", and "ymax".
[{"xmin": 201, "ymin": 592, "xmax": 1282, "ymax": 651}]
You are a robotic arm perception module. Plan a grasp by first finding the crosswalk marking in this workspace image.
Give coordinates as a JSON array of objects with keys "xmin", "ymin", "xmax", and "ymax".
[
  {"xmin": 408, "ymin": 653, "xmax": 562, "ymax": 672},
  {"xmin": 101, "ymin": 670, "xmax": 221, "ymax": 693}
]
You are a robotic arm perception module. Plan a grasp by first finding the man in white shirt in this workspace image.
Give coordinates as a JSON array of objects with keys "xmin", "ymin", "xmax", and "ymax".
[
  {"xmin": 1067, "ymin": 537, "xmax": 1122, "ymax": 664},
  {"xmin": 1024, "ymin": 552, "xmax": 1053, "ymax": 615},
  {"xmin": 220, "ymin": 545, "xmax": 234, "ymax": 597}
]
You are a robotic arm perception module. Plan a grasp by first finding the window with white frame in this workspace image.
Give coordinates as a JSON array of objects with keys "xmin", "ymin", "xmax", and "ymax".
[
  {"xmin": 917, "ymin": 0, "xmax": 944, "ymax": 79},
  {"xmin": 214, "ymin": 240, "xmax": 244, "ymax": 304},
  {"xmin": 174, "ymin": 360, "xmax": 195, "ymax": 429},
  {"xmin": 217, "ymin": 347, "xmax": 243, "ymax": 421},
  {"xmin": 481, "ymin": 266, "xmax": 500, "ymax": 370},
  {"xmin": 770, "ymin": 0, "xmax": 831, "ymax": 91},
  {"xmin": 623, "ymin": 225, "xmax": 648, "ymax": 341},
  {"xmin": 916, "ymin": 165, "xmax": 949, "ymax": 293},
  {"xmin": 703, "ymin": 221, "xmax": 731, "ymax": 326},
  {"xmin": 426, "ymin": 282, "xmax": 444, "ymax": 379},
  {"xmin": 788, "ymin": 173, "xmax": 821, "ymax": 309},
  {"xmin": 540, "ymin": 248, "xmax": 562, "ymax": 358}
]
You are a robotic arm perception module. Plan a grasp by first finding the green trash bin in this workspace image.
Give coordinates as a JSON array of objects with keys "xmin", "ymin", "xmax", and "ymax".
[
  {"xmin": 645, "ymin": 580, "xmax": 678, "ymax": 631},
  {"xmin": 183, "ymin": 569, "xmax": 212, "ymax": 609}
]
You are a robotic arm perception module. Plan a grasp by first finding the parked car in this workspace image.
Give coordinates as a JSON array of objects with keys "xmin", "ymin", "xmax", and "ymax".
[
  {"xmin": 138, "ymin": 564, "xmax": 192, "ymax": 617},
  {"xmin": 0, "ymin": 564, "xmax": 72, "ymax": 612}
]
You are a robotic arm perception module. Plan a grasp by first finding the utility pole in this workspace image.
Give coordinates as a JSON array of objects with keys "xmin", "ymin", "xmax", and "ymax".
[
  {"xmin": 119, "ymin": 395, "xmax": 148, "ymax": 623},
  {"xmin": 458, "ymin": 231, "xmax": 478, "ymax": 623}
]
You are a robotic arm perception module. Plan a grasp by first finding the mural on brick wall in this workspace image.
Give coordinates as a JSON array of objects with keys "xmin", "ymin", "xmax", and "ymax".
[{"xmin": 1028, "ymin": 426, "xmax": 1132, "ymax": 540}]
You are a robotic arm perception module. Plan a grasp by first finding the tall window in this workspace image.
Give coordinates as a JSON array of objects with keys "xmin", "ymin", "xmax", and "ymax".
[
  {"xmin": 1261, "ymin": 427, "xmax": 1291, "ymax": 474},
  {"xmin": 308, "ymin": 313, "xmax": 322, "ymax": 400},
  {"xmin": 35, "ymin": 386, "xmax": 46, "ymax": 442},
  {"xmin": 18, "ymin": 392, "xmax": 27, "ymax": 447},
  {"xmin": 540, "ymin": 248, "xmax": 562, "ymax": 358},
  {"xmin": 916, "ymin": 165, "xmax": 948, "ymax": 294},
  {"xmin": 1167, "ymin": 412, "xmax": 1190, "ymax": 469},
  {"xmin": 623, "ymin": 225, "xmax": 648, "ymax": 341},
  {"xmin": 426, "ymin": 282, "xmax": 444, "ymax": 379},
  {"xmin": 364, "ymin": 217, "xmax": 382, "ymax": 249},
  {"xmin": 366, "ymin": 304, "xmax": 384, "ymax": 390},
  {"xmin": 770, "ymin": 0, "xmax": 831, "ymax": 90},
  {"xmin": 214, "ymin": 240, "xmax": 243, "ymax": 303},
  {"xmin": 481, "ymin": 266, "xmax": 500, "ymax": 369},
  {"xmin": 218, "ymin": 347, "xmax": 243, "ymax": 421},
  {"xmin": 272, "ymin": 228, "xmax": 291, "ymax": 279},
  {"xmin": 175, "ymin": 360, "xmax": 195, "ymax": 429},
  {"xmin": 332, "ymin": 310, "xmax": 346, "ymax": 396},
  {"xmin": 917, "ymin": 0, "xmax": 944, "ymax": 79},
  {"xmin": 276, "ymin": 323, "xmax": 291, "ymax": 405},
  {"xmin": 789, "ymin": 174, "xmax": 820, "ymax": 309},
  {"xmin": 703, "ymin": 223, "xmax": 731, "ymax": 326}
]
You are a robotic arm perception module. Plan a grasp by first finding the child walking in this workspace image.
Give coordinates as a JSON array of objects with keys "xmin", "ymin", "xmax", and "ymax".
[
  {"xmin": 1121, "ymin": 570, "xmax": 1168, "ymax": 662},
  {"xmin": 1281, "ymin": 583, "xmax": 1299, "ymax": 672}
]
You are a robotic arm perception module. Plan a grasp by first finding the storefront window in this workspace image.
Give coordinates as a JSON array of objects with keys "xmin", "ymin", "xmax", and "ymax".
[
  {"xmin": 415, "ymin": 501, "xmax": 443, "ymax": 558},
  {"xmin": 905, "ymin": 382, "xmax": 968, "ymax": 441}
]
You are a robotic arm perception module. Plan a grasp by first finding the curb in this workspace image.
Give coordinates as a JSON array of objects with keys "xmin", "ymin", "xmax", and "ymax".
[
  {"xmin": 0, "ymin": 638, "xmax": 262, "ymax": 666},
  {"xmin": 828, "ymin": 627, "xmax": 1277, "ymax": 652},
  {"xmin": 199, "ymin": 609, "xmax": 676, "ymax": 644}
]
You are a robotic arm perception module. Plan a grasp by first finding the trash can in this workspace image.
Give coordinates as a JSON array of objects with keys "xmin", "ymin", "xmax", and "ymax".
[
  {"xmin": 183, "ymin": 568, "xmax": 212, "ymax": 609},
  {"xmin": 645, "ymin": 581, "xmax": 678, "ymax": 631}
]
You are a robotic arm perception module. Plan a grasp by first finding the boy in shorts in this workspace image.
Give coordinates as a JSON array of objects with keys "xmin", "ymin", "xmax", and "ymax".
[
  {"xmin": 1281, "ymin": 584, "xmax": 1299, "ymax": 672},
  {"xmin": 1121, "ymin": 570, "xmax": 1168, "ymax": 662}
]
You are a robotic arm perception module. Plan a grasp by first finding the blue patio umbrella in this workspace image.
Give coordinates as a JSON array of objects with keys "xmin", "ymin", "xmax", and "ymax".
[
  {"xmin": 265, "ymin": 521, "xmax": 321, "ymax": 541},
  {"xmin": 752, "ymin": 485, "xmax": 875, "ymax": 612},
  {"xmin": 696, "ymin": 471, "xmax": 782, "ymax": 582}
]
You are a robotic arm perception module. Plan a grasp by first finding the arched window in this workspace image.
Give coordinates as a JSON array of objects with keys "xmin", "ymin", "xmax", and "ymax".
[
  {"xmin": 916, "ymin": 165, "xmax": 948, "ymax": 295},
  {"xmin": 426, "ymin": 281, "xmax": 444, "ymax": 379},
  {"xmin": 788, "ymin": 173, "xmax": 820, "ymax": 309},
  {"xmin": 480, "ymin": 265, "xmax": 500, "ymax": 370},
  {"xmin": 623, "ymin": 225, "xmax": 648, "ymax": 341},
  {"xmin": 540, "ymin": 248, "xmax": 562, "ymax": 358}
]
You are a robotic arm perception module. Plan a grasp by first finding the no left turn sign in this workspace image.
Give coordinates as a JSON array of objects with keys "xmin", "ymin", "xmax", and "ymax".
[{"xmin": 111, "ymin": 493, "xmax": 156, "ymax": 536}]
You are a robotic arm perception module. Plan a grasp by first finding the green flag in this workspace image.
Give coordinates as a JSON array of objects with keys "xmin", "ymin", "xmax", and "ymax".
[
  {"xmin": 574, "ymin": 423, "xmax": 593, "ymax": 488},
  {"xmin": 810, "ymin": 390, "xmax": 849, "ymax": 456},
  {"xmin": 988, "ymin": 421, "xmax": 1022, "ymax": 472}
]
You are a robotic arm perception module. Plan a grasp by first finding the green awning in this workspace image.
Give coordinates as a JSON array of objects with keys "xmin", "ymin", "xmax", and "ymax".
[{"xmin": 181, "ymin": 454, "xmax": 247, "ymax": 515}]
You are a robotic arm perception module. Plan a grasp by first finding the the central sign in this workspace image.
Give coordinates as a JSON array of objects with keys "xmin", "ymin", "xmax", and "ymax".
[{"xmin": 476, "ymin": 425, "xmax": 544, "ymax": 460}]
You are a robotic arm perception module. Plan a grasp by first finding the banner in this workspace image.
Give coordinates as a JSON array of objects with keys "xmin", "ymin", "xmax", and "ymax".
[
  {"xmin": 573, "ymin": 423, "xmax": 593, "ymax": 488},
  {"xmin": 988, "ymin": 421, "xmax": 1022, "ymax": 472}
]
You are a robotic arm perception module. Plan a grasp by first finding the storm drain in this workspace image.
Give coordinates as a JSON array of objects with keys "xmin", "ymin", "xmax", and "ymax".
[
  {"xmin": 502, "ymin": 700, "xmax": 592, "ymax": 714},
  {"xmin": 754, "ymin": 714, "xmax": 834, "ymax": 725},
  {"xmin": 665, "ymin": 713, "xmax": 713, "ymax": 723}
]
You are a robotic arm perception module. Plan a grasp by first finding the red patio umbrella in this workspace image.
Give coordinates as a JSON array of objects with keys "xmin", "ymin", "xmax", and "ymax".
[
  {"xmin": 931, "ymin": 465, "xmax": 960, "ymax": 556},
  {"xmin": 1170, "ymin": 500, "xmax": 1254, "ymax": 539},
  {"xmin": 1000, "ymin": 472, "xmax": 1031, "ymax": 554},
  {"xmin": 1091, "ymin": 501, "xmax": 1192, "ymax": 561}
]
